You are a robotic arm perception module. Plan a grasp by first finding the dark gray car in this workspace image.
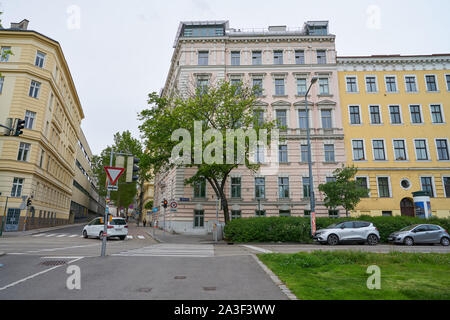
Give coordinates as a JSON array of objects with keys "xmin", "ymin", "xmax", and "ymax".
[{"xmin": 388, "ymin": 224, "xmax": 449, "ymax": 246}]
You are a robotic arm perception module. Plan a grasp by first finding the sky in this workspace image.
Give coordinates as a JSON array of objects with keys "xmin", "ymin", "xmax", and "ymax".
[{"xmin": 1, "ymin": 0, "xmax": 450, "ymax": 155}]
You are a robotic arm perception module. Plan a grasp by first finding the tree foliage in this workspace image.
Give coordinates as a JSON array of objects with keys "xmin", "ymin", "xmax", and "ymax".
[
  {"xmin": 138, "ymin": 80, "xmax": 276, "ymax": 223},
  {"xmin": 318, "ymin": 166, "xmax": 370, "ymax": 217}
]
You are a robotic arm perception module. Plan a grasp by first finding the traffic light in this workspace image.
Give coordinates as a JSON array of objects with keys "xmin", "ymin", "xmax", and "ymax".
[
  {"xmin": 27, "ymin": 198, "xmax": 32, "ymax": 207},
  {"xmin": 126, "ymin": 157, "xmax": 140, "ymax": 183},
  {"xmin": 14, "ymin": 119, "xmax": 26, "ymax": 136},
  {"xmin": 163, "ymin": 199, "xmax": 168, "ymax": 209}
]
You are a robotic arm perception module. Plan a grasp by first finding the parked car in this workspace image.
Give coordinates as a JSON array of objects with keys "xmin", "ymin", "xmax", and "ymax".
[
  {"xmin": 388, "ymin": 224, "xmax": 449, "ymax": 246},
  {"xmin": 82, "ymin": 217, "xmax": 128, "ymax": 240},
  {"xmin": 313, "ymin": 221, "xmax": 380, "ymax": 246}
]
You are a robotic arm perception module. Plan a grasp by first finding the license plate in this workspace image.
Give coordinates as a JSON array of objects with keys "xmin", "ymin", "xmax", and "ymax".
[{"xmin": 116, "ymin": 228, "xmax": 123, "ymax": 232}]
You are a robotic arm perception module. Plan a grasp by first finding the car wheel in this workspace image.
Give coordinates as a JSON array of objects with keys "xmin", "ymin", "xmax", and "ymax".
[
  {"xmin": 83, "ymin": 230, "xmax": 88, "ymax": 239},
  {"xmin": 441, "ymin": 237, "xmax": 449, "ymax": 247},
  {"xmin": 327, "ymin": 234, "xmax": 339, "ymax": 246},
  {"xmin": 119, "ymin": 236, "xmax": 126, "ymax": 241},
  {"xmin": 367, "ymin": 234, "xmax": 379, "ymax": 246},
  {"xmin": 404, "ymin": 237, "xmax": 414, "ymax": 246}
]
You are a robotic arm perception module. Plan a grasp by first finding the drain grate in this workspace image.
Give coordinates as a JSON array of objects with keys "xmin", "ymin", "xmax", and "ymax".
[
  {"xmin": 136, "ymin": 288, "xmax": 152, "ymax": 293},
  {"xmin": 174, "ymin": 276, "xmax": 186, "ymax": 280},
  {"xmin": 40, "ymin": 260, "xmax": 67, "ymax": 266},
  {"xmin": 203, "ymin": 287, "xmax": 216, "ymax": 291}
]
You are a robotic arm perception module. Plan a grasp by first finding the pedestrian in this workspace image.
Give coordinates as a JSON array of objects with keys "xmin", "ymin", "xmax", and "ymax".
[{"xmin": 143, "ymin": 219, "xmax": 147, "ymax": 227}]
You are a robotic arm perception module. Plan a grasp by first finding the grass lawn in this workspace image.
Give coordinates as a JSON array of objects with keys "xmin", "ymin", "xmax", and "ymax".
[{"xmin": 258, "ymin": 251, "xmax": 450, "ymax": 300}]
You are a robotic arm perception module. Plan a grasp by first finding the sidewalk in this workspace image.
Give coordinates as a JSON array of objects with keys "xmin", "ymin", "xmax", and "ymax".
[
  {"xmin": 0, "ymin": 222, "xmax": 86, "ymax": 238},
  {"xmin": 146, "ymin": 226, "xmax": 227, "ymax": 245}
]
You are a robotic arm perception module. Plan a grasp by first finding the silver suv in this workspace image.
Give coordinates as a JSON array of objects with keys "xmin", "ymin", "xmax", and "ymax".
[
  {"xmin": 388, "ymin": 224, "xmax": 449, "ymax": 246},
  {"xmin": 313, "ymin": 221, "xmax": 380, "ymax": 246}
]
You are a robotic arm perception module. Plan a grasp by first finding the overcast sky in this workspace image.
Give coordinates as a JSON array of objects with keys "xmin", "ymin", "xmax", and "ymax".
[{"xmin": 2, "ymin": 0, "xmax": 449, "ymax": 155}]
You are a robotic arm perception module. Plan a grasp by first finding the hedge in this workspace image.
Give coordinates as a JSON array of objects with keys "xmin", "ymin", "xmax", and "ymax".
[{"xmin": 224, "ymin": 215, "xmax": 450, "ymax": 243}]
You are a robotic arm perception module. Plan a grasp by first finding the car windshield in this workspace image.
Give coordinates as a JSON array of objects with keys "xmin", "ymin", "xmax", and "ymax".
[
  {"xmin": 400, "ymin": 225, "xmax": 418, "ymax": 232},
  {"xmin": 326, "ymin": 223, "xmax": 340, "ymax": 229}
]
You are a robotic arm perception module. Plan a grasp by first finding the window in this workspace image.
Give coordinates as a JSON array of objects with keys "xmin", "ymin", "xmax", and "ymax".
[
  {"xmin": 252, "ymin": 79, "xmax": 263, "ymax": 96},
  {"xmin": 231, "ymin": 210, "xmax": 241, "ymax": 220},
  {"xmin": 410, "ymin": 105, "xmax": 422, "ymax": 124},
  {"xmin": 275, "ymin": 79, "xmax": 285, "ymax": 96},
  {"xmin": 415, "ymin": 139, "xmax": 429, "ymax": 160},
  {"xmin": 298, "ymin": 110, "xmax": 308, "ymax": 129},
  {"xmin": 35, "ymin": 51, "xmax": 46, "ymax": 68},
  {"xmin": 295, "ymin": 50, "xmax": 305, "ymax": 64},
  {"xmin": 352, "ymin": 140, "xmax": 365, "ymax": 161},
  {"xmin": 430, "ymin": 105, "xmax": 443, "ymax": 123},
  {"xmin": 0, "ymin": 76, "xmax": 4, "ymax": 94},
  {"xmin": 29, "ymin": 81, "xmax": 41, "ymax": 98},
  {"xmin": 1, "ymin": 47, "xmax": 11, "ymax": 62},
  {"xmin": 197, "ymin": 78, "xmax": 209, "ymax": 93},
  {"xmin": 377, "ymin": 177, "xmax": 391, "ymax": 198},
  {"xmin": 436, "ymin": 139, "xmax": 449, "ymax": 160},
  {"xmin": 401, "ymin": 179, "xmax": 411, "ymax": 190},
  {"xmin": 302, "ymin": 177, "xmax": 311, "ymax": 198},
  {"xmin": 198, "ymin": 51, "xmax": 209, "ymax": 65},
  {"xmin": 278, "ymin": 177, "xmax": 290, "ymax": 199},
  {"xmin": 382, "ymin": 211, "xmax": 393, "ymax": 217},
  {"xmin": 349, "ymin": 106, "xmax": 361, "ymax": 124},
  {"xmin": 252, "ymin": 51, "xmax": 262, "ymax": 65},
  {"xmin": 231, "ymin": 177, "xmax": 241, "ymax": 198},
  {"xmin": 231, "ymin": 51, "xmax": 240, "ymax": 66},
  {"xmin": 276, "ymin": 110, "xmax": 287, "ymax": 128},
  {"xmin": 393, "ymin": 140, "xmax": 407, "ymax": 161},
  {"xmin": 421, "ymin": 177, "xmax": 434, "ymax": 197},
  {"xmin": 443, "ymin": 177, "xmax": 450, "ymax": 198},
  {"xmin": 326, "ymin": 177, "xmax": 336, "ymax": 183},
  {"xmin": 356, "ymin": 177, "xmax": 369, "ymax": 197},
  {"xmin": 39, "ymin": 150, "xmax": 45, "ymax": 167},
  {"xmin": 369, "ymin": 106, "xmax": 381, "ymax": 124},
  {"xmin": 373, "ymin": 140, "xmax": 386, "ymax": 160},
  {"xmin": 255, "ymin": 145, "xmax": 265, "ymax": 164},
  {"xmin": 385, "ymin": 76, "xmax": 397, "ymax": 92},
  {"xmin": 366, "ymin": 76, "xmax": 377, "ymax": 92},
  {"xmin": 255, "ymin": 210, "xmax": 266, "ymax": 217},
  {"xmin": 321, "ymin": 110, "xmax": 332, "ymax": 128},
  {"xmin": 317, "ymin": 50, "xmax": 326, "ymax": 64},
  {"xmin": 194, "ymin": 210, "xmax": 204, "ymax": 228},
  {"xmin": 273, "ymin": 50, "xmax": 283, "ymax": 64},
  {"xmin": 194, "ymin": 179, "xmax": 206, "ymax": 198},
  {"xmin": 324, "ymin": 144, "xmax": 335, "ymax": 162},
  {"xmin": 304, "ymin": 210, "xmax": 311, "ymax": 217},
  {"xmin": 329, "ymin": 210, "xmax": 339, "ymax": 218},
  {"xmin": 301, "ymin": 145, "xmax": 309, "ymax": 163},
  {"xmin": 254, "ymin": 110, "xmax": 264, "ymax": 126},
  {"xmin": 279, "ymin": 145, "xmax": 288, "ymax": 163},
  {"xmin": 11, "ymin": 178, "xmax": 24, "ymax": 197},
  {"xmin": 25, "ymin": 110, "xmax": 36, "ymax": 129},
  {"xmin": 319, "ymin": 78, "xmax": 329, "ymax": 95},
  {"xmin": 425, "ymin": 75, "xmax": 437, "ymax": 92},
  {"xmin": 280, "ymin": 210, "xmax": 291, "ymax": 217},
  {"xmin": 255, "ymin": 178, "xmax": 265, "ymax": 199},
  {"xmin": 17, "ymin": 142, "xmax": 31, "ymax": 161},
  {"xmin": 389, "ymin": 106, "xmax": 402, "ymax": 124},
  {"xmin": 405, "ymin": 76, "xmax": 417, "ymax": 92},
  {"xmin": 297, "ymin": 78, "xmax": 307, "ymax": 95},
  {"xmin": 346, "ymin": 77, "xmax": 358, "ymax": 92},
  {"xmin": 446, "ymin": 75, "xmax": 450, "ymax": 91}
]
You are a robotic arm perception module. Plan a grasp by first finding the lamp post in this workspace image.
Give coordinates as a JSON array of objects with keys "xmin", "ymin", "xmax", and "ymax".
[{"xmin": 305, "ymin": 77, "xmax": 318, "ymax": 236}]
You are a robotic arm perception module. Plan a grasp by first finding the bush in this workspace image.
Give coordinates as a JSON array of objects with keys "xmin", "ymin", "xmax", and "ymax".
[{"xmin": 224, "ymin": 216, "xmax": 450, "ymax": 243}]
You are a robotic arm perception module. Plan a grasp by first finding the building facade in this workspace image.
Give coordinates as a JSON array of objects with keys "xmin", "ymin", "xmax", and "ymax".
[
  {"xmin": 155, "ymin": 21, "xmax": 346, "ymax": 234},
  {"xmin": 338, "ymin": 54, "xmax": 450, "ymax": 218},
  {"xmin": 0, "ymin": 20, "xmax": 95, "ymax": 231}
]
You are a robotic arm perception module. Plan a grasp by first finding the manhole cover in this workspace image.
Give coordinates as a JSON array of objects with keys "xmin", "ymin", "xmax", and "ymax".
[
  {"xmin": 203, "ymin": 287, "xmax": 216, "ymax": 291},
  {"xmin": 40, "ymin": 260, "xmax": 67, "ymax": 266},
  {"xmin": 136, "ymin": 288, "xmax": 152, "ymax": 293},
  {"xmin": 174, "ymin": 276, "xmax": 186, "ymax": 280}
]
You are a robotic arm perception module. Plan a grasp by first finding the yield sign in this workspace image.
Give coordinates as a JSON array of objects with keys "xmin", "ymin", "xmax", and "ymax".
[{"xmin": 104, "ymin": 167, "xmax": 125, "ymax": 186}]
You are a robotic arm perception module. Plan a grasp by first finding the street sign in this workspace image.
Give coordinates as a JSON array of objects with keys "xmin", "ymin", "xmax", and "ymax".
[
  {"xmin": 170, "ymin": 201, "xmax": 178, "ymax": 209},
  {"xmin": 152, "ymin": 207, "xmax": 158, "ymax": 213},
  {"xmin": 107, "ymin": 185, "xmax": 118, "ymax": 191},
  {"xmin": 104, "ymin": 167, "xmax": 125, "ymax": 186},
  {"xmin": 179, "ymin": 198, "xmax": 190, "ymax": 202}
]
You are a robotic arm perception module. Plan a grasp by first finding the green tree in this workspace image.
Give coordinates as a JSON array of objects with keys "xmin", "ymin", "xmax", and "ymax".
[
  {"xmin": 0, "ymin": 12, "xmax": 14, "ymax": 78},
  {"xmin": 138, "ymin": 80, "xmax": 276, "ymax": 223},
  {"xmin": 318, "ymin": 166, "xmax": 370, "ymax": 217}
]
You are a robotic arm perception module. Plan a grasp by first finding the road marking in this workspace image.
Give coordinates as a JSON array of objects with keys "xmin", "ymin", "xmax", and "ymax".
[
  {"xmin": 137, "ymin": 236, "xmax": 145, "ymax": 240},
  {"xmin": 68, "ymin": 235, "xmax": 79, "ymax": 238},
  {"xmin": 0, "ymin": 257, "xmax": 83, "ymax": 292},
  {"xmin": 56, "ymin": 234, "xmax": 69, "ymax": 238},
  {"xmin": 32, "ymin": 234, "xmax": 45, "ymax": 237},
  {"xmin": 45, "ymin": 234, "xmax": 58, "ymax": 237},
  {"xmin": 24, "ymin": 244, "xmax": 99, "ymax": 254},
  {"xmin": 242, "ymin": 245, "xmax": 273, "ymax": 254},
  {"xmin": 112, "ymin": 244, "xmax": 214, "ymax": 257},
  {"xmin": 127, "ymin": 236, "xmax": 133, "ymax": 239}
]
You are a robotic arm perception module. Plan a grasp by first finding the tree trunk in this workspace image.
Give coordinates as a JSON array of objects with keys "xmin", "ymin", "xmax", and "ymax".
[{"xmin": 138, "ymin": 180, "xmax": 145, "ymax": 223}]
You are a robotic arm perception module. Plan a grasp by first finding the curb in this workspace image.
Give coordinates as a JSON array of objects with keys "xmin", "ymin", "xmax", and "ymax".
[
  {"xmin": 251, "ymin": 254, "xmax": 298, "ymax": 301},
  {"xmin": 1, "ymin": 223, "xmax": 86, "ymax": 237},
  {"xmin": 146, "ymin": 229, "xmax": 163, "ymax": 243}
]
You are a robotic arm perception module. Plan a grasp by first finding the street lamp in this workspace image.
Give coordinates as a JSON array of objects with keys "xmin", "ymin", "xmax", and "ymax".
[{"xmin": 305, "ymin": 77, "xmax": 318, "ymax": 236}]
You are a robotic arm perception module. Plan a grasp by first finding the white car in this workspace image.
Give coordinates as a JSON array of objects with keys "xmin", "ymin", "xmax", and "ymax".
[{"xmin": 82, "ymin": 217, "xmax": 128, "ymax": 240}]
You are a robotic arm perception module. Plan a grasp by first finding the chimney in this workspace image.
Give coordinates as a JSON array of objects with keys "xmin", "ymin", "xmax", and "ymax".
[
  {"xmin": 10, "ymin": 19, "xmax": 29, "ymax": 30},
  {"xmin": 268, "ymin": 25, "xmax": 287, "ymax": 32}
]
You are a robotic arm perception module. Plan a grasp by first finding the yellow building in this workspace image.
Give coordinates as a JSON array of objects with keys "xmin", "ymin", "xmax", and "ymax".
[
  {"xmin": 338, "ymin": 54, "xmax": 450, "ymax": 218},
  {"xmin": 0, "ymin": 20, "xmax": 85, "ymax": 231}
]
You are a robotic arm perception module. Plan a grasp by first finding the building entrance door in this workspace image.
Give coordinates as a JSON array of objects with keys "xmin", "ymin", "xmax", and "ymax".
[
  {"xmin": 400, "ymin": 198, "xmax": 415, "ymax": 217},
  {"xmin": 5, "ymin": 208, "xmax": 21, "ymax": 232}
]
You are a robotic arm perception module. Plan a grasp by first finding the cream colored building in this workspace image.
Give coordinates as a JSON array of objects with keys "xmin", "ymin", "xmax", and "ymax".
[{"xmin": 0, "ymin": 20, "xmax": 95, "ymax": 231}]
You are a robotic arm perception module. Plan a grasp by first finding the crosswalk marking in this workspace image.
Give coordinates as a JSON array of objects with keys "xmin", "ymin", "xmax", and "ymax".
[
  {"xmin": 30, "ymin": 233, "xmax": 147, "ymax": 240},
  {"xmin": 112, "ymin": 244, "xmax": 215, "ymax": 258},
  {"xmin": 137, "ymin": 236, "xmax": 145, "ymax": 240},
  {"xmin": 56, "ymin": 234, "xmax": 68, "ymax": 238}
]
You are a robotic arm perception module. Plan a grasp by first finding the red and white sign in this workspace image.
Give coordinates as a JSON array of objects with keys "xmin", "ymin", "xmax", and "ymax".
[
  {"xmin": 170, "ymin": 201, "xmax": 178, "ymax": 209},
  {"xmin": 104, "ymin": 167, "xmax": 125, "ymax": 186}
]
